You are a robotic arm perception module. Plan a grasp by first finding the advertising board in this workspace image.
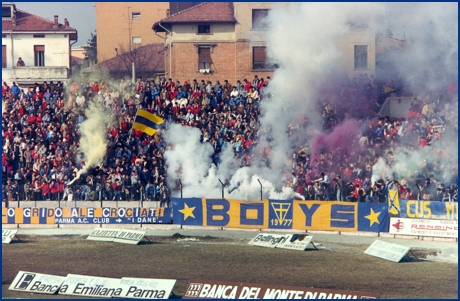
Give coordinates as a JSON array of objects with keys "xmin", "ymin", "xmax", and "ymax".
[
  {"xmin": 113, "ymin": 230, "xmax": 147, "ymax": 245},
  {"xmin": 2, "ymin": 229, "xmax": 18, "ymax": 244},
  {"xmin": 389, "ymin": 217, "xmax": 458, "ymax": 238},
  {"xmin": 9, "ymin": 271, "xmax": 66, "ymax": 294},
  {"xmin": 364, "ymin": 240, "xmax": 411, "ymax": 263},
  {"xmin": 183, "ymin": 280, "xmax": 380, "ymax": 299},
  {"xmin": 59, "ymin": 274, "xmax": 122, "ymax": 297},
  {"xmin": 247, "ymin": 233, "xmax": 289, "ymax": 248},
  {"xmin": 117, "ymin": 278, "xmax": 176, "ymax": 299},
  {"xmin": 87, "ymin": 229, "xmax": 121, "ymax": 242},
  {"xmin": 276, "ymin": 234, "xmax": 316, "ymax": 251}
]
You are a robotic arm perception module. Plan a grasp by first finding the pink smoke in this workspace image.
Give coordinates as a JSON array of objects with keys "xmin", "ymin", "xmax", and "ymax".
[{"xmin": 310, "ymin": 119, "xmax": 362, "ymax": 168}]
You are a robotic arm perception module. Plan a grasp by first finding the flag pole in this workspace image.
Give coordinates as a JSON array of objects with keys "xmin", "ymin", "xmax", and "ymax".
[{"xmin": 128, "ymin": 105, "xmax": 141, "ymax": 142}]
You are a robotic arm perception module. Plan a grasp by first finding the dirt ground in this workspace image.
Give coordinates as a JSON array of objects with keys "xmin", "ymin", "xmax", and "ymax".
[{"xmin": 2, "ymin": 233, "xmax": 458, "ymax": 299}]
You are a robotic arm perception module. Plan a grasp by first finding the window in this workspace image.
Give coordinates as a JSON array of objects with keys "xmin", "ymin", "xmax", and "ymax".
[
  {"xmin": 354, "ymin": 45, "xmax": 368, "ymax": 69},
  {"xmin": 2, "ymin": 34, "xmax": 6, "ymax": 38},
  {"xmin": 253, "ymin": 47, "xmax": 268, "ymax": 69},
  {"xmin": 2, "ymin": 45, "xmax": 6, "ymax": 68},
  {"xmin": 132, "ymin": 36, "xmax": 141, "ymax": 44},
  {"xmin": 132, "ymin": 12, "xmax": 141, "ymax": 19},
  {"xmin": 2, "ymin": 7, "xmax": 11, "ymax": 18},
  {"xmin": 34, "ymin": 45, "xmax": 45, "ymax": 66},
  {"xmin": 198, "ymin": 47, "xmax": 211, "ymax": 69},
  {"xmin": 197, "ymin": 25, "xmax": 211, "ymax": 34},
  {"xmin": 33, "ymin": 34, "xmax": 45, "ymax": 38},
  {"xmin": 252, "ymin": 9, "xmax": 269, "ymax": 30}
]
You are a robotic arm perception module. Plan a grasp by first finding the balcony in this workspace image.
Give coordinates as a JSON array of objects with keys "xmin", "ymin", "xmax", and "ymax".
[{"xmin": 11, "ymin": 66, "xmax": 69, "ymax": 81}]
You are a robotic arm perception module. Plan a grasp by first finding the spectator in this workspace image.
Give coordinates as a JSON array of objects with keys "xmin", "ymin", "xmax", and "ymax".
[{"xmin": 16, "ymin": 57, "xmax": 25, "ymax": 66}]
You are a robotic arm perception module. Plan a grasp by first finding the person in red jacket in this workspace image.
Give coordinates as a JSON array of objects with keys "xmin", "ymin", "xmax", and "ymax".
[
  {"xmin": 243, "ymin": 79, "xmax": 252, "ymax": 92},
  {"xmin": 49, "ymin": 179, "xmax": 59, "ymax": 200},
  {"xmin": 2, "ymin": 81, "xmax": 10, "ymax": 99},
  {"xmin": 169, "ymin": 87, "xmax": 178, "ymax": 101},
  {"xmin": 92, "ymin": 82, "xmax": 99, "ymax": 94},
  {"xmin": 27, "ymin": 113, "xmax": 37, "ymax": 124},
  {"xmin": 191, "ymin": 87, "xmax": 202, "ymax": 100},
  {"xmin": 40, "ymin": 180, "xmax": 50, "ymax": 200}
]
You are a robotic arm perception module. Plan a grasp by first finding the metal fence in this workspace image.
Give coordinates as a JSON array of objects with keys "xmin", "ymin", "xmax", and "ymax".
[{"xmin": 2, "ymin": 184, "xmax": 171, "ymax": 208}]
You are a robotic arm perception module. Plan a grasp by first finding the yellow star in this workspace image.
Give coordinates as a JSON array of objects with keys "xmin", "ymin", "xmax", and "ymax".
[
  {"xmin": 365, "ymin": 208, "xmax": 381, "ymax": 227},
  {"xmin": 179, "ymin": 203, "xmax": 196, "ymax": 220}
]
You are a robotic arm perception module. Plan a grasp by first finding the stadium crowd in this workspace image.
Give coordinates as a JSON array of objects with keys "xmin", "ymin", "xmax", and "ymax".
[{"xmin": 1, "ymin": 71, "xmax": 458, "ymax": 205}]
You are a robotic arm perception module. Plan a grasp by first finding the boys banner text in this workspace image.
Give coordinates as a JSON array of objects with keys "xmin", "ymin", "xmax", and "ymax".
[
  {"xmin": 2, "ymin": 207, "xmax": 172, "ymax": 224},
  {"xmin": 172, "ymin": 198, "xmax": 389, "ymax": 232}
]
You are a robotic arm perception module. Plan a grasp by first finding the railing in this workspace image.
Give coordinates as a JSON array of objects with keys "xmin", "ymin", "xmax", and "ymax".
[
  {"xmin": 2, "ymin": 180, "xmax": 267, "ymax": 207},
  {"xmin": 2, "ymin": 184, "xmax": 170, "ymax": 208},
  {"xmin": 11, "ymin": 66, "xmax": 69, "ymax": 80}
]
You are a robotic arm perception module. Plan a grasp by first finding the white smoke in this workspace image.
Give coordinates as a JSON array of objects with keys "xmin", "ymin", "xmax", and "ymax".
[
  {"xmin": 163, "ymin": 124, "xmax": 301, "ymax": 200},
  {"xmin": 164, "ymin": 3, "xmax": 457, "ymax": 200}
]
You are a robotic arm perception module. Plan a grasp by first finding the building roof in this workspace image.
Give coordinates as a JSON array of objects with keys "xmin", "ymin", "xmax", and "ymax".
[
  {"xmin": 2, "ymin": 8, "xmax": 77, "ymax": 39},
  {"xmin": 376, "ymin": 37, "xmax": 407, "ymax": 55},
  {"xmin": 85, "ymin": 43, "xmax": 165, "ymax": 74},
  {"xmin": 153, "ymin": 2, "xmax": 235, "ymax": 31}
]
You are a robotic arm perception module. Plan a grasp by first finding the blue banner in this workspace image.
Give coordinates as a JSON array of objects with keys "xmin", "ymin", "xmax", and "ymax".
[
  {"xmin": 172, "ymin": 198, "xmax": 204, "ymax": 225},
  {"xmin": 172, "ymin": 198, "xmax": 269, "ymax": 228},
  {"xmin": 399, "ymin": 200, "xmax": 458, "ymax": 220},
  {"xmin": 268, "ymin": 199, "xmax": 293, "ymax": 229},
  {"xmin": 357, "ymin": 203, "xmax": 389, "ymax": 232}
]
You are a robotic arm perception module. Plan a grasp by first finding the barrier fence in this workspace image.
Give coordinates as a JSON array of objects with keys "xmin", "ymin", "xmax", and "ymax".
[{"xmin": 2, "ymin": 190, "xmax": 458, "ymax": 237}]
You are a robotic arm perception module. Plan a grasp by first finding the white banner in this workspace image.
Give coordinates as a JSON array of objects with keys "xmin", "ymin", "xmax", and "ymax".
[
  {"xmin": 364, "ymin": 240, "xmax": 411, "ymax": 263},
  {"xmin": 389, "ymin": 217, "xmax": 458, "ymax": 238},
  {"xmin": 59, "ymin": 274, "xmax": 122, "ymax": 297},
  {"xmin": 276, "ymin": 234, "xmax": 315, "ymax": 251},
  {"xmin": 2, "ymin": 229, "xmax": 18, "ymax": 244},
  {"xmin": 9, "ymin": 271, "xmax": 66, "ymax": 294},
  {"xmin": 117, "ymin": 278, "xmax": 176, "ymax": 299},
  {"xmin": 248, "ymin": 233, "xmax": 290, "ymax": 248},
  {"xmin": 87, "ymin": 229, "xmax": 121, "ymax": 242},
  {"xmin": 113, "ymin": 229, "xmax": 147, "ymax": 245}
]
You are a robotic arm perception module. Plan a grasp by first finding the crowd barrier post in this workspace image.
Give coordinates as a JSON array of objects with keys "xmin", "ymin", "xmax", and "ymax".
[
  {"xmin": 257, "ymin": 179, "xmax": 263, "ymax": 201},
  {"xmin": 218, "ymin": 179, "xmax": 225, "ymax": 199}
]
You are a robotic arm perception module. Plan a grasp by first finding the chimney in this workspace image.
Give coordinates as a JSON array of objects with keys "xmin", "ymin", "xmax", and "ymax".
[
  {"xmin": 64, "ymin": 18, "xmax": 69, "ymax": 28},
  {"xmin": 166, "ymin": 9, "xmax": 170, "ymax": 17},
  {"xmin": 53, "ymin": 15, "xmax": 58, "ymax": 28}
]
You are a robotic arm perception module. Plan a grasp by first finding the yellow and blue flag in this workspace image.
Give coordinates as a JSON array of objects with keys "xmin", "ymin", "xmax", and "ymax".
[
  {"xmin": 357, "ymin": 203, "xmax": 389, "ymax": 232},
  {"xmin": 133, "ymin": 109, "xmax": 164, "ymax": 136}
]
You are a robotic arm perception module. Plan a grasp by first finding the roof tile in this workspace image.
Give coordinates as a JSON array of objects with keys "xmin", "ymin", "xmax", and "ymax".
[
  {"xmin": 2, "ymin": 9, "xmax": 77, "ymax": 32},
  {"xmin": 156, "ymin": 2, "xmax": 235, "ymax": 25},
  {"xmin": 90, "ymin": 43, "xmax": 165, "ymax": 73}
]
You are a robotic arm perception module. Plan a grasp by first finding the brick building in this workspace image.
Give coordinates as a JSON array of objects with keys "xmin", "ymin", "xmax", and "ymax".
[
  {"xmin": 152, "ymin": 2, "xmax": 276, "ymax": 83},
  {"xmin": 152, "ymin": 2, "xmax": 380, "ymax": 83},
  {"xmin": 95, "ymin": 2, "xmax": 200, "ymax": 63}
]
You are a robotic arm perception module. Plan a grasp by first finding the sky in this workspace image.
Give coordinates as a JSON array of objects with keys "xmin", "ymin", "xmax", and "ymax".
[{"xmin": 14, "ymin": 2, "xmax": 96, "ymax": 47}]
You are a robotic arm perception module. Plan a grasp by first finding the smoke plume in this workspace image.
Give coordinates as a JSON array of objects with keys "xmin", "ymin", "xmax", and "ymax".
[{"xmin": 68, "ymin": 102, "xmax": 115, "ymax": 185}]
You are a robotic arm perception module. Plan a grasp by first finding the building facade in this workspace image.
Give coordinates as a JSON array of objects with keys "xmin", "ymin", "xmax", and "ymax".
[
  {"xmin": 152, "ymin": 2, "xmax": 377, "ymax": 83},
  {"xmin": 153, "ymin": 2, "xmax": 276, "ymax": 83},
  {"xmin": 2, "ymin": 3, "xmax": 78, "ymax": 85},
  {"xmin": 95, "ymin": 2, "xmax": 200, "ymax": 63}
]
